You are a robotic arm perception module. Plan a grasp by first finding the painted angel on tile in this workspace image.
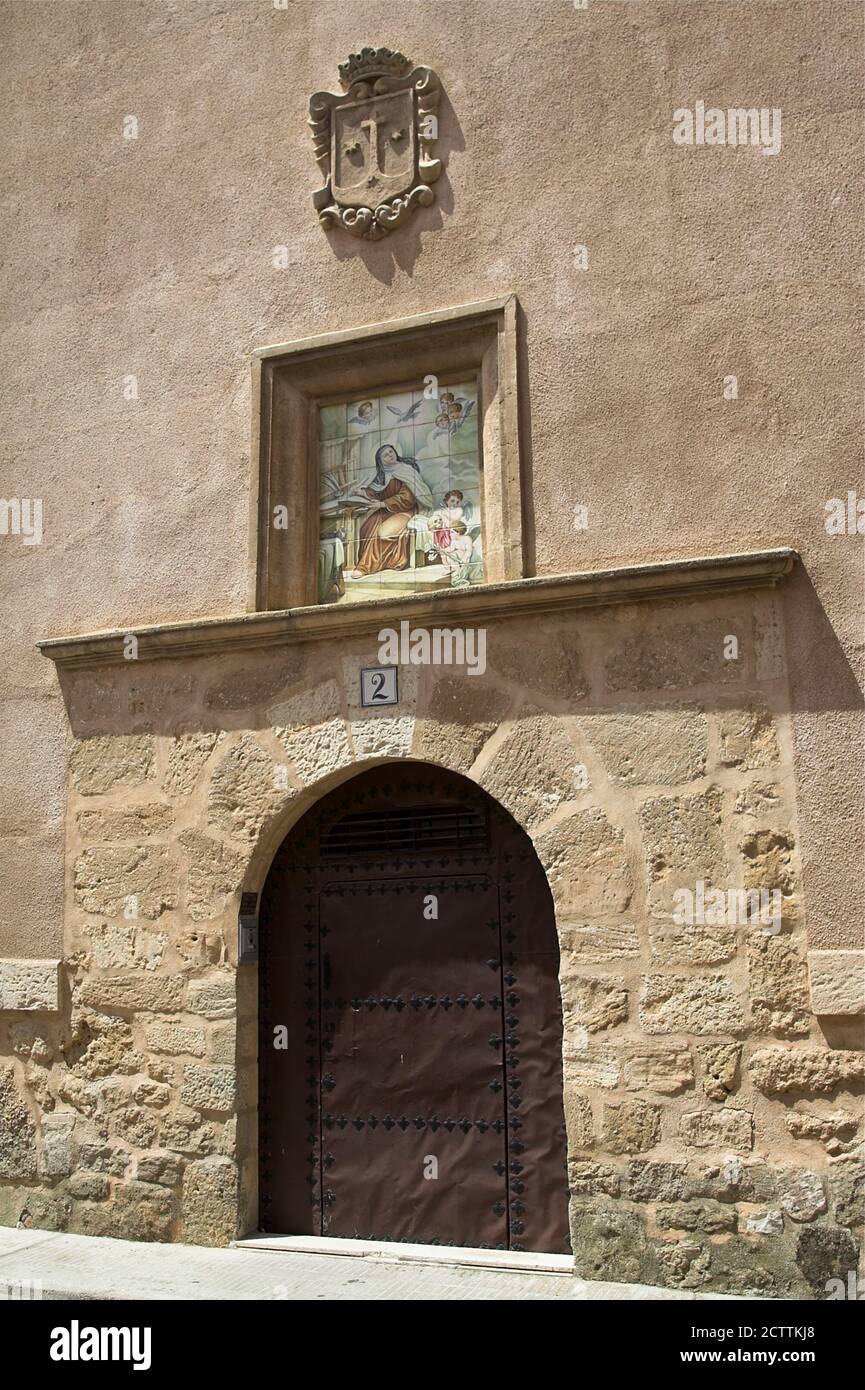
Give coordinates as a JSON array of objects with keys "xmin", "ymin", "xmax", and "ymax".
[
  {"xmin": 432, "ymin": 393, "xmax": 475, "ymax": 440},
  {"xmin": 347, "ymin": 400, "xmax": 376, "ymax": 426}
]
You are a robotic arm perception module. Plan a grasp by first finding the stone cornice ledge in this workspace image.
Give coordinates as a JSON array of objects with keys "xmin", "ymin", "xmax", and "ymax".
[{"xmin": 37, "ymin": 549, "xmax": 796, "ymax": 670}]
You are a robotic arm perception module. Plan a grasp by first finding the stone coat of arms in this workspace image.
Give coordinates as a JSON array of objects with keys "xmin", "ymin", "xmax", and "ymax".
[{"xmin": 309, "ymin": 48, "xmax": 442, "ymax": 240}]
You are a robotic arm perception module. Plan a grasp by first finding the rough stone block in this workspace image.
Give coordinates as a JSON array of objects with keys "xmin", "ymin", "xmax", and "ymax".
[
  {"xmin": 180, "ymin": 1065, "xmax": 236, "ymax": 1115},
  {"xmin": 207, "ymin": 732, "xmax": 292, "ymax": 843},
  {"xmin": 624, "ymin": 1045, "xmax": 694, "ymax": 1095},
  {"xmin": 807, "ymin": 951, "xmax": 864, "ymax": 1017},
  {"xmin": 601, "ymin": 1099, "xmax": 662, "ymax": 1155},
  {"xmin": 734, "ymin": 781, "xmax": 781, "ymax": 817},
  {"xmin": 74, "ymin": 845, "xmax": 179, "ymax": 919},
  {"xmin": 83, "ymin": 922, "xmax": 166, "ymax": 972},
  {"xmin": 796, "ymin": 1226, "xmax": 859, "ymax": 1294},
  {"xmin": 625, "ymin": 1160, "xmax": 688, "ymax": 1202},
  {"xmin": 206, "ymin": 656, "xmax": 305, "ymax": 714},
  {"xmin": 748, "ymin": 1048, "xmax": 864, "ymax": 1097},
  {"xmin": 639, "ymin": 789, "xmax": 727, "ymax": 914},
  {"xmin": 0, "ymin": 1063, "xmax": 37, "ymax": 1179},
  {"xmin": 8, "ymin": 1022, "xmax": 54, "ymax": 1063},
  {"xmin": 691, "ymin": 1157, "xmax": 774, "ymax": 1202},
  {"xmin": 740, "ymin": 830, "xmax": 796, "ymax": 896},
  {"xmin": 570, "ymin": 1202, "xmax": 656, "ymax": 1287},
  {"xmin": 649, "ymin": 921, "xmax": 736, "ymax": 966},
  {"xmin": 66, "ymin": 1010, "xmax": 144, "ymax": 1080},
  {"xmin": 489, "ymin": 625, "xmax": 589, "ymax": 703},
  {"xmin": 186, "ymin": 976, "xmax": 235, "ymax": 1020},
  {"xmin": 480, "ymin": 714, "xmax": 583, "ymax": 830},
  {"xmin": 67, "ymin": 1171, "xmax": 110, "ymax": 1200},
  {"xmin": 656, "ymin": 1200, "xmax": 737, "ymax": 1234},
  {"xmin": 746, "ymin": 1210, "xmax": 783, "ymax": 1235},
  {"xmin": 72, "ymin": 1180, "xmax": 175, "ymax": 1242},
  {"xmin": 828, "ymin": 1158, "xmax": 864, "ymax": 1228},
  {"xmin": 348, "ymin": 698, "xmax": 417, "ymax": 760},
  {"xmin": 718, "ymin": 702, "xmax": 779, "ymax": 770},
  {"xmin": 181, "ymin": 1156, "xmax": 238, "ymax": 1246},
  {"xmin": 679, "ymin": 1108, "xmax": 754, "ymax": 1154},
  {"xmin": 568, "ymin": 1161, "xmax": 620, "ymax": 1196},
  {"xmin": 136, "ymin": 1152, "xmax": 185, "ymax": 1186},
  {"xmin": 56, "ymin": 1074, "xmax": 98, "ymax": 1116},
  {"xmin": 700, "ymin": 1042, "xmax": 741, "ymax": 1100},
  {"xmin": 133, "ymin": 1080, "xmax": 171, "ymax": 1108},
  {"xmin": 785, "ymin": 1110, "xmax": 859, "ymax": 1146},
  {"xmin": 779, "ymin": 1171, "xmax": 826, "ymax": 1223},
  {"xmin": 561, "ymin": 921, "xmax": 641, "ymax": 962},
  {"xmin": 39, "ymin": 1113, "xmax": 75, "ymax": 1178},
  {"xmin": 5, "ymin": 1190, "xmax": 70, "ymax": 1233},
  {"xmin": 69, "ymin": 735, "xmax": 154, "ymax": 796},
  {"xmin": 77, "ymin": 803, "xmax": 174, "ymax": 842},
  {"xmin": 561, "ymin": 972, "xmax": 628, "ymax": 1034},
  {"xmin": 640, "ymin": 973, "xmax": 746, "ymax": 1035},
  {"xmin": 162, "ymin": 732, "xmax": 223, "ymax": 798},
  {"xmin": 605, "ymin": 617, "xmax": 743, "ymax": 693},
  {"xmin": 535, "ymin": 809, "xmax": 633, "ymax": 916},
  {"xmin": 415, "ymin": 675, "xmax": 510, "ymax": 772},
  {"xmin": 581, "ymin": 708, "xmax": 707, "ymax": 786},
  {"xmin": 179, "ymin": 831, "xmax": 245, "ymax": 922},
  {"xmin": 77, "ymin": 1142, "xmax": 131, "ymax": 1176},
  {"xmin": 144, "ymin": 1020, "xmax": 206, "ymax": 1056},
  {"xmin": 0, "ymin": 959, "xmax": 60, "ymax": 1011},
  {"xmin": 748, "ymin": 934, "xmax": 810, "ymax": 1037},
  {"xmin": 158, "ymin": 1109, "xmax": 218, "ymax": 1156},
  {"xmin": 207, "ymin": 1022, "xmax": 237, "ymax": 1063},
  {"xmin": 564, "ymin": 1092, "xmax": 594, "ymax": 1149},
  {"xmin": 109, "ymin": 1105, "xmax": 158, "ymax": 1148},
  {"xmin": 77, "ymin": 973, "xmax": 184, "ymax": 1015},
  {"xmin": 563, "ymin": 1049, "xmax": 621, "ymax": 1089}
]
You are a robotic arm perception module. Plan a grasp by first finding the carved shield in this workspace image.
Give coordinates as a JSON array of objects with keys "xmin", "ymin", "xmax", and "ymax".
[
  {"xmin": 332, "ymin": 89, "xmax": 416, "ymax": 208},
  {"xmin": 309, "ymin": 50, "xmax": 442, "ymax": 239}
]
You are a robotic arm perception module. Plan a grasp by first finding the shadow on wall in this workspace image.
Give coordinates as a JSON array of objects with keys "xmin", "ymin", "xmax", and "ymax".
[
  {"xmin": 325, "ymin": 89, "xmax": 464, "ymax": 287},
  {"xmin": 782, "ymin": 561, "xmax": 864, "ymax": 715}
]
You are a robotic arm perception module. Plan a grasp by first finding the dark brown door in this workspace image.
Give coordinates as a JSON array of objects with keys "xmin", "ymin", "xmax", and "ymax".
[{"xmin": 259, "ymin": 764, "xmax": 570, "ymax": 1254}]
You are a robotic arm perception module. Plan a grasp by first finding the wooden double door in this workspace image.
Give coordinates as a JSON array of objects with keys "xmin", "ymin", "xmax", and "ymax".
[{"xmin": 258, "ymin": 764, "xmax": 570, "ymax": 1254}]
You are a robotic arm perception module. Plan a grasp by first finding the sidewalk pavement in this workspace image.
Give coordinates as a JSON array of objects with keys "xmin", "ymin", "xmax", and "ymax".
[{"xmin": 0, "ymin": 1226, "xmax": 740, "ymax": 1301}]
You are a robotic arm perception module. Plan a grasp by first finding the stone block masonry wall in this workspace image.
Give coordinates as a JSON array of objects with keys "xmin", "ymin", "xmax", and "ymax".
[{"xmin": 0, "ymin": 583, "xmax": 861, "ymax": 1294}]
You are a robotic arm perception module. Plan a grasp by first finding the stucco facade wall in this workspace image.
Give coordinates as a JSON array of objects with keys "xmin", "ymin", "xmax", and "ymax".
[
  {"xmin": 0, "ymin": 589, "xmax": 861, "ymax": 1295},
  {"xmin": 0, "ymin": 0, "xmax": 863, "ymax": 965}
]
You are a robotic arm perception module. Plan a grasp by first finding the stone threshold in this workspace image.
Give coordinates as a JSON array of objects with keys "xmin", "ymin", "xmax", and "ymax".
[
  {"xmin": 37, "ymin": 548, "xmax": 795, "ymax": 670},
  {"xmin": 233, "ymin": 1233, "xmax": 575, "ymax": 1275}
]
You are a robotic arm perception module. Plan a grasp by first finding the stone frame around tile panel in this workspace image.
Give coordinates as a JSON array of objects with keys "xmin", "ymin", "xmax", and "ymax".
[{"xmin": 249, "ymin": 296, "xmax": 523, "ymax": 612}]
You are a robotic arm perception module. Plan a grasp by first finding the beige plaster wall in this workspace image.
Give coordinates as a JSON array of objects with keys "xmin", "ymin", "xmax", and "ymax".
[{"xmin": 0, "ymin": 0, "xmax": 862, "ymax": 960}]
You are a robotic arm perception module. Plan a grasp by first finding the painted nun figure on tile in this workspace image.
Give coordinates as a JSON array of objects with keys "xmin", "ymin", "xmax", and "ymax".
[{"xmin": 345, "ymin": 443, "xmax": 434, "ymax": 577}]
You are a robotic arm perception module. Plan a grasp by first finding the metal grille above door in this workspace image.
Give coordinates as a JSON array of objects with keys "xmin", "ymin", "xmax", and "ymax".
[
  {"xmin": 321, "ymin": 802, "xmax": 489, "ymax": 859},
  {"xmin": 258, "ymin": 763, "xmax": 570, "ymax": 1255}
]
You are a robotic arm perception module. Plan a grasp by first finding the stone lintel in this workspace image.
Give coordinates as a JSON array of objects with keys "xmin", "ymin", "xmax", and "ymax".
[
  {"xmin": 808, "ymin": 950, "xmax": 865, "ymax": 1016},
  {"xmin": 253, "ymin": 294, "xmax": 516, "ymax": 360},
  {"xmin": 37, "ymin": 549, "xmax": 795, "ymax": 671},
  {"xmin": 0, "ymin": 959, "xmax": 61, "ymax": 1012}
]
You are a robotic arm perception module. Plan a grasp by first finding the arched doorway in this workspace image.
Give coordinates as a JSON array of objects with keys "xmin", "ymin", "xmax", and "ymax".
[{"xmin": 258, "ymin": 763, "xmax": 571, "ymax": 1254}]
